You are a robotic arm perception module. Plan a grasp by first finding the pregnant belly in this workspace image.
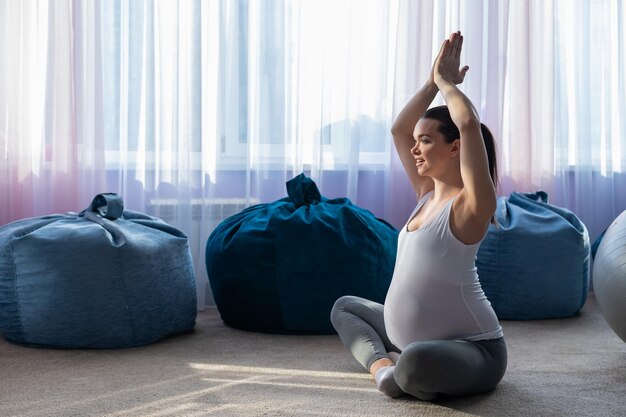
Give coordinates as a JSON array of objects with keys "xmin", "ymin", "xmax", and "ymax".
[{"xmin": 384, "ymin": 280, "xmax": 475, "ymax": 349}]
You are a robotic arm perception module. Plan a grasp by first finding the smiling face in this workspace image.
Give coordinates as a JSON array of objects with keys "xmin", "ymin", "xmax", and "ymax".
[{"xmin": 411, "ymin": 118, "xmax": 459, "ymax": 177}]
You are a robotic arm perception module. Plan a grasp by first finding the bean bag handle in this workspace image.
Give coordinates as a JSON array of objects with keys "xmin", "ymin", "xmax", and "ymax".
[
  {"xmin": 83, "ymin": 193, "xmax": 124, "ymax": 220},
  {"xmin": 286, "ymin": 173, "xmax": 322, "ymax": 208}
]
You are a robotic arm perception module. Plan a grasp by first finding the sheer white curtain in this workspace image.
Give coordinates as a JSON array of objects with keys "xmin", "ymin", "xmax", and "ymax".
[
  {"xmin": 500, "ymin": 0, "xmax": 626, "ymax": 242},
  {"xmin": 1, "ymin": 0, "xmax": 625, "ymax": 308}
]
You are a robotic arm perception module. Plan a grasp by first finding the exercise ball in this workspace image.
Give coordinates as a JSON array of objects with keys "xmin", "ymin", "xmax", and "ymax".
[{"xmin": 593, "ymin": 210, "xmax": 626, "ymax": 342}]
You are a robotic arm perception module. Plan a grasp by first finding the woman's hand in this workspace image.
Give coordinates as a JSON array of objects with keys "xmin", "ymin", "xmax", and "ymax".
[{"xmin": 433, "ymin": 31, "xmax": 469, "ymax": 86}]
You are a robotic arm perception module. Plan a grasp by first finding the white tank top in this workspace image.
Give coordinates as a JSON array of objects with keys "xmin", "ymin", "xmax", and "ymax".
[{"xmin": 384, "ymin": 191, "xmax": 503, "ymax": 350}]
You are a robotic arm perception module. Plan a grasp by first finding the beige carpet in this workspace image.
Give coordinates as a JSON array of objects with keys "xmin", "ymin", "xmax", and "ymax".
[{"xmin": 1, "ymin": 294, "xmax": 625, "ymax": 417}]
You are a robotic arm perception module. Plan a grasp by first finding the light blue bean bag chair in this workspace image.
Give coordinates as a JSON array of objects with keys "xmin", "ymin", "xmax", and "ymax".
[
  {"xmin": 476, "ymin": 191, "xmax": 590, "ymax": 319},
  {"xmin": 206, "ymin": 174, "xmax": 398, "ymax": 334},
  {"xmin": 0, "ymin": 194, "xmax": 197, "ymax": 348}
]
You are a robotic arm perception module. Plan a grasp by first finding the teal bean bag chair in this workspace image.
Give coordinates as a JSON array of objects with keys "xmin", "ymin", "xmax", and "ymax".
[
  {"xmin": 476, "ymin": 191, "xmax": 590, "ymax": 319},
  {"xmin": 0, "ymin": 194, "xmax": 197, "ymax": 348},
  {"xmin": 205, "ymin": 174, "xmax": 398, "ymax": 334}
]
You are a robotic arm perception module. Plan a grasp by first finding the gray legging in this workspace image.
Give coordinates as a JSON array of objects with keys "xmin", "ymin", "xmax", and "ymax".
[{"xmin": 330, "ymin": 295, "xmax": 507, "ymax": 400}]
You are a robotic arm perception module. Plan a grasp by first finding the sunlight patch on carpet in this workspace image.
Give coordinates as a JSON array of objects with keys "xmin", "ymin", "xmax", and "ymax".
[
  {"xmin": 188, "ymin": 363, "xmax": 371, "ymax": 379},
  {"xmin": 201, "ymin": 376, "xmax": 378, "ymax": 393}
]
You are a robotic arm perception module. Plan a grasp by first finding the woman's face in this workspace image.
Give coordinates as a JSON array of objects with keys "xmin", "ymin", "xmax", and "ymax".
[{"xmin": 411, "ymin": 118, "xmax": 457, "ymax": 177}]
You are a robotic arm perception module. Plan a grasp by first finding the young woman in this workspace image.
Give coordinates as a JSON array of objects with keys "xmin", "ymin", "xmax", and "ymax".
[{"xmin": 331, "ymin": 32, "xmax": 506, "ymax": 400}]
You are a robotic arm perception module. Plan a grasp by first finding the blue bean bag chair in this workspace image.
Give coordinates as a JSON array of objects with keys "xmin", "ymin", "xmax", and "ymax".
[
  {"xmin": 476, "ymin": 191, "xmax": 590, "ymax": 319},
  {"xmin": 0, "ymin": 194, "xmax": 197, "ymax": 348},
  {"xmin": 591, "ymin": 229, "xmax": 607, "ymax": 261},
  {"xmin": 206, "ymin": 173, "xmax": 398, "ymax": 334}
]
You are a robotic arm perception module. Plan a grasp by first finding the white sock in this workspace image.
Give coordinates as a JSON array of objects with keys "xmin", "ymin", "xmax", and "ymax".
[
  {"xmin": 388, "ymin": 351, "xmax": 401, "ymax": 364},
  {"xmin": 374, "ymin": 365, "xmax": 403, "ymax": 398}
]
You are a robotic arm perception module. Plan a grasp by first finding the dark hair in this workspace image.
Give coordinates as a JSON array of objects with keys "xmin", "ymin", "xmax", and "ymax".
[{"xmin": 422, "ymin": 105, "xmax": 499, "ymax": 189}]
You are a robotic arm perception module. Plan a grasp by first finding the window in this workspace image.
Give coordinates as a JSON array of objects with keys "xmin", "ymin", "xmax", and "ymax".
[{"xmin": 90, "ymin": 1, "xmax": 395, "ymax": 171}]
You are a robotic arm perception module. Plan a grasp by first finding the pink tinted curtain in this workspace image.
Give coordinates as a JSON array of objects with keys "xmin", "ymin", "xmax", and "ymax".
[{"xmin": 0, "ymin": 1, "xmax": 86, "ymax": 219}]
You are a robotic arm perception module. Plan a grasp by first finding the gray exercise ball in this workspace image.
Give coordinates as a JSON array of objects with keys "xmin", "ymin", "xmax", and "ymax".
[{"xmin": 593, "ymin": 210, "xmax": 626, "ymax": 343}]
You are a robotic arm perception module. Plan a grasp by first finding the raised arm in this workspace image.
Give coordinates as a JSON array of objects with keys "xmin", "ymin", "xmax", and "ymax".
[
  {"xmin": 391, "ymin": 41, "xmax": 469, "ymax": 200},
  {"xmin": 390, "ymin": 82, "xmax": 437, "ymax": 199},
  {"xmin": 434, "ymin": 32, "xmax": 496, "ymax": 235}
]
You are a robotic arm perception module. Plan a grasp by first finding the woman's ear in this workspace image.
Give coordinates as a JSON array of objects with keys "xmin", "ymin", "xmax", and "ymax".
[{"xmin": 449, "ymin": 139, "xmax": 461, "ymax": 157}]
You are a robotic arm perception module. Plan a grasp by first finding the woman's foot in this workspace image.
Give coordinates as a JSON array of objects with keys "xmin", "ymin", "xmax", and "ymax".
[
  {"xmin": 369, "ymin": 357, "xmax": 394, "ymax": 376},
  {"xmin": 370, "ymin": 358, "xmax": 403, "ymax": 398},
  {"xmin": 374, "ymin": 366, "xmax": 403, "ymax": 398}
]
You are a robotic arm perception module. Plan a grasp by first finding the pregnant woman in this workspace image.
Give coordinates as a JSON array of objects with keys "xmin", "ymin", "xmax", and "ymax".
[{"xmin": 331, "ymin": 31, "xmax": 506, "ymax": 400}]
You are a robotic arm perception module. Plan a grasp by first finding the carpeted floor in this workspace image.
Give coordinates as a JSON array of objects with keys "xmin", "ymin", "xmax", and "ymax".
[{"xmin": 1, "ymin": 294, "xmax": 625, "ymax": 417}]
